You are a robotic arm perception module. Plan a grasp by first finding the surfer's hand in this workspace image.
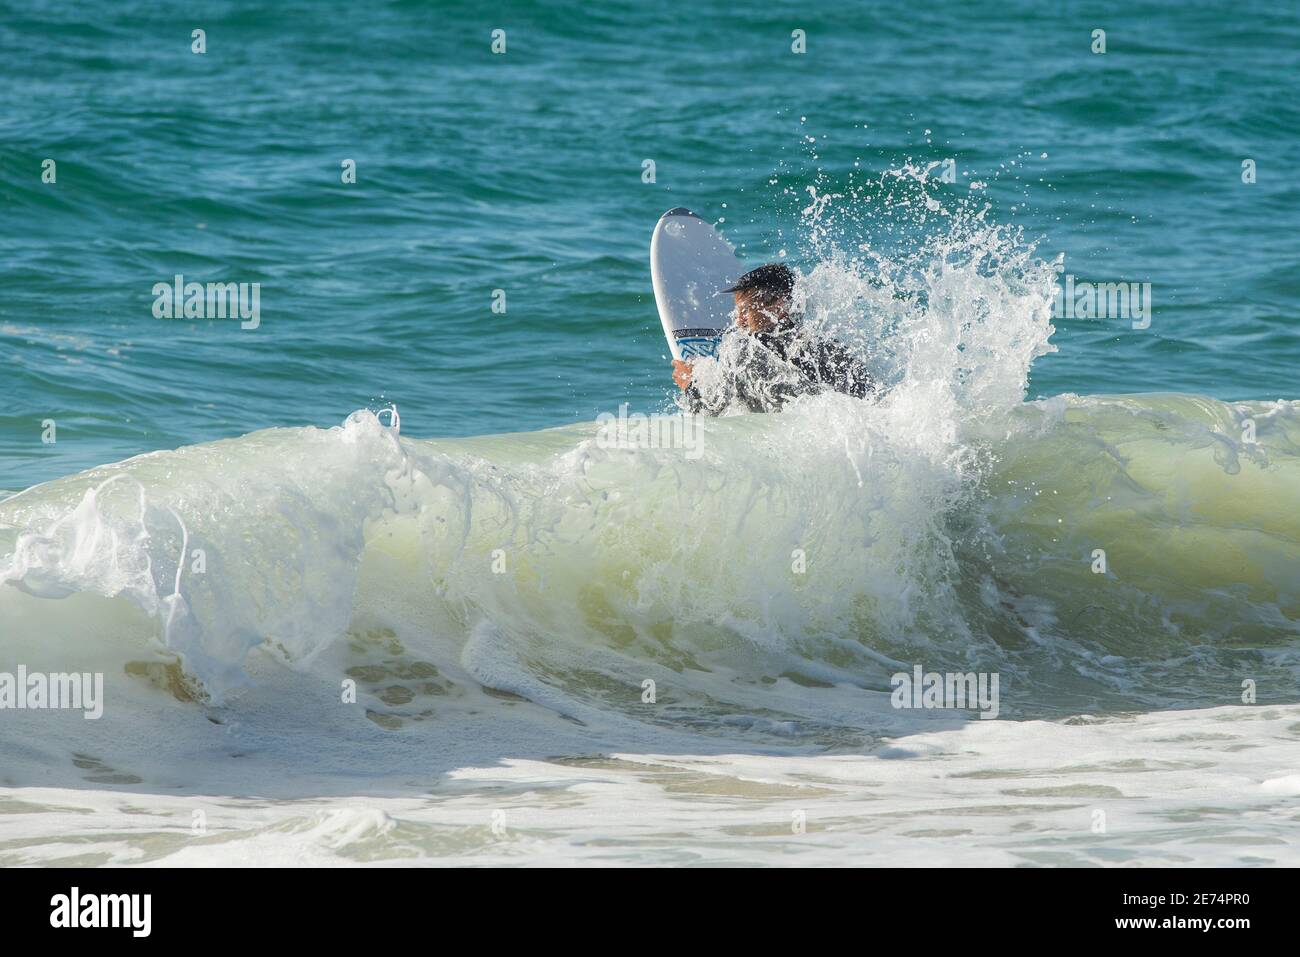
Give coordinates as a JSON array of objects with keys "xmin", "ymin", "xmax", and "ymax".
[{"xmin": 671, "ymin": 359, "xmax": 693, "ymax": 390}]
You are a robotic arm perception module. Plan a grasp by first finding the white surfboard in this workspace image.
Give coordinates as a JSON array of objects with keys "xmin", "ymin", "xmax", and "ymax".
[{"xmin": 650, "ymin": 207, "xmax": 742, "ymax": 361}]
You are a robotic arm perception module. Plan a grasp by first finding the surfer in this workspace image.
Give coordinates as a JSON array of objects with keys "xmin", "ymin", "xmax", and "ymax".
[{"xmin": 671, "ymin": 263, "xmax": 874, "ymax": 414}]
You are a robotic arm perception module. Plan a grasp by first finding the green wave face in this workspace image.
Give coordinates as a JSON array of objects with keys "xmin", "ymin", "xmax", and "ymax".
[{"xmin": 2, "ymin": 394, "xmax": 1296, "ymax": 734}]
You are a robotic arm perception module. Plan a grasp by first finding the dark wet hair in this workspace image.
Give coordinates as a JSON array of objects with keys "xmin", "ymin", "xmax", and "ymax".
[{"xmin": 724, "ymin": 263, "xmax": 796, "ymax": 303}]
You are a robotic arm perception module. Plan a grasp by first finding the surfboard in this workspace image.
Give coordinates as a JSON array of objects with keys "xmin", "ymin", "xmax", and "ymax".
[{"xmin": 650, "ymin": 207, "xmax": 742, "ymax": 361}]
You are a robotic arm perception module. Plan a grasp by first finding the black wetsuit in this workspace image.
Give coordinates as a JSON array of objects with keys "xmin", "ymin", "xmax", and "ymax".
[{"xmin": 683, "ymin": 321, "xmax": 874, "ymax": 415}]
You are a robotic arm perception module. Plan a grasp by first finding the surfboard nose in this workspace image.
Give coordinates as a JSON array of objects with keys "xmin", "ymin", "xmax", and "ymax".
[{"xmin": 661, "ymin": 206, "xmax": 698, "ymax": 219}]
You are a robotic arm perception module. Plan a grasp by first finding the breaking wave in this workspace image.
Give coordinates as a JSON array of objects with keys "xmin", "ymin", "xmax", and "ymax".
[{"xmin": 2, "ymin": 166, "xmax": 1297, "ymax": 740}]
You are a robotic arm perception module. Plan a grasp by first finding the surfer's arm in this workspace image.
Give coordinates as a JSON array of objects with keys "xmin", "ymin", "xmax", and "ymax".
[
  {"xmin": 682, "ymin": 381, "xmax": 729, "ymax": 416},
  {"xmin": 674, "ymin": 359, "xmax": 705, "ymax": 413}
]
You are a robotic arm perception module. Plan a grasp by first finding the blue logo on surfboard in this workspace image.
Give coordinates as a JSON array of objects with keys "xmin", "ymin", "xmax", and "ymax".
[{"xmin": 674, "ymin": 328, "xmax": 722, "ymax": 359}]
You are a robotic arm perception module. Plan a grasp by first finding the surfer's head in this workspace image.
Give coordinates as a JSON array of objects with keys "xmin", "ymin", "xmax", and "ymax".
[{"xmin": 725, "ymin": 263, "xmax": 796, "ymax": 334}]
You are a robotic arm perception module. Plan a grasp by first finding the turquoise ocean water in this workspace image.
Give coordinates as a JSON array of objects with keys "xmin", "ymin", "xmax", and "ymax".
[
  {"xmin": 1, "ymin": 2, "xmax": 1299, "ymax": 866},
  {"xmin": 3, "ymin": 0, "xmax": 1298, "ymax": 487}
]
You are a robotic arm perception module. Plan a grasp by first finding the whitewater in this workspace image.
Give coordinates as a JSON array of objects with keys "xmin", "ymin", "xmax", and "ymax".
[{"xmin": 2, "ymin": 177, "xmax": 1298, "ymax": 867}]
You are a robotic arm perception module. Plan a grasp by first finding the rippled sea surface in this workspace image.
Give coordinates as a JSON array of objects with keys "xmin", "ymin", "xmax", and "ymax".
[{"xmin": 3, "ymin": 0, "xmax": 1298, "ymax": 487}]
